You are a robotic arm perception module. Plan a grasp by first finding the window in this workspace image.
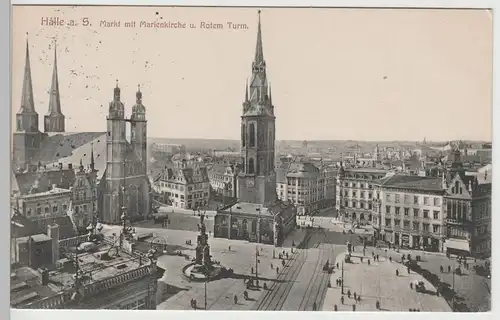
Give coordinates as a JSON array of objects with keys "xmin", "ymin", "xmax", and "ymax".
[
  {"xmin": 423, "ymin": 210, "xmax": 429, "ymax": 219},
  {"xmin": 385, "ymin": 218, "xmax": 391, "ymax": 227},
  {"xmin": 423, "ymin": 197, "xmax": 429, "ymax": 205},
  {"xmin": 83, "ymin": 204, "xmax": 87, "ymax": 211},
  {"xmin": 395, "ymin": 194, "xmax": 400, "ymax": 203},
  {"xmin": 52, "ymin": 205, "xmax": 58, "ymax": 213},
  {"xmin": 412, "ymin": 222, "xmax": 419, "ymax": 230},
  {"xmin": 404, "ymin": 208, "xmax": 409, "ymax": 216},
  {"xmin": 249, "ymin": 123, "xmax": 256, "ymax": 147},
  {"xmin": 413, "ymin": 208, "xmax": 419, "ymax": 217},
  {"xmin": 434, "ymin": 198, "xmax": 440, "ymax": 206},
  {"xmin": 386, "ymin": 206, "xmax": 391, "ymax": 214},
  {"xmin": 241, "ymin": 124, "xmax": 246, "ymax": 147},
  {"xmin": 360, "ymin": 202, "xmax": 364, "ymax": 209},
  {"xmin": 432, "ymin": 225, "xmax": 440, "ymax": 233},
  {"xmin": 45, "ymin": 207, "xmax": 49, "ymax": 213},
  {"xmin": 360, "ymin": 184, "xmax": 364, "ymax": 189},
  {"xmin": 413, "ymin": 196, "xmax": 419, "ymax": 204},
  {"xmin": 368, "ymin": 203, "xmax": 372, "ymax": 210},
  {"xmin": 344, "ymin": 191, "xmax": 348, "ymax": 197},
  {"xmin": 395, "ymin": 207, "xmax": 400, "ymax": 215},
  {"xmin": 248, "ymin": 158, "xmax": 255, "ymax": 174},
  {"xmin": 344, "ymin": 200, "xmax": 348, "ymax": 208},
  {"xmin": 423, "ymin": 223, "xmax": 430, "ymax": 232},
  {"xmin": 394, "ymin": 219, "xmax": 400, "ymax": 227},
  {"xmin": 27, "ymin": 208, "xmax": 32, "ymax": 216},
  {"xmin": 361, "ymin": 191, "xmax": 365, "ymax": 199},
  {"xmin": 352, "ymin": 191, "xmax": 357, "ymax": 197},
  {"xmin": 368, "ymin": 193, "xmax": 372, "ymax": 199},
  {"xmin": 37, "ymin": 207, "xmax": 42, "ymax": 214},
  {"xmin": 404, "ymin": 194, "xmax": 410, "ymax": 203},
  {"xmin": 404, "ymin": 221, "xmax": 410, "ymax": 229},
  {"xmin": 433, "ymin": 211, "xmax": 439, "ymax": 220},
  {"xmin": 386, "ymin": 194, "xmax": 391, "ymax": 202}
]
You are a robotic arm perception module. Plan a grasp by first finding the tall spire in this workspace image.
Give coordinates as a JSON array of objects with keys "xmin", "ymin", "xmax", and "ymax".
[
  {"xmin": 19, "ymin": 34, "xmax": 35, "ymax": 113},
  {"xmin": 254, "ymin": 10, "xmax": 264, "ymax": 64},
  {"xmin": 46, "ymin": 40, "xmax": 62, "ymax": 115},
  {"xmin": 136, "ymin": 84, "xmax": 142, "ymax": 103}
]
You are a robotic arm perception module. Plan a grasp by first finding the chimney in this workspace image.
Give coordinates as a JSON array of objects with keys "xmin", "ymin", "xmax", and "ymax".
[
  {"xmin": 68, "ymin": 163, "xmax": 73, "ymax": 170},
  {"xmin": 47, "ymin": 224, "xmax": 60, "ymax": 263}
]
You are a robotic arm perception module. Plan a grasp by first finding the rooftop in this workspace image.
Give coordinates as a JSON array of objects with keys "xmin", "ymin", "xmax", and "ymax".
[
  {"xmin": 11, "ymin": 237, "xmax": 153, "ymax": 309},
  {"xmin": 224, "ymin": 202, "xmax": 275, "ymax": 216},
  {"xmin": 20, "ymin": 187, "xmax": 71, "ymax": 199},
  {"xmin": 379, "ymin": 174, "xmax": 444, "ymax": 192}
]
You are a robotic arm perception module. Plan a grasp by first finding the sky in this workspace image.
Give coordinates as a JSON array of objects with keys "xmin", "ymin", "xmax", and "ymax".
[{"xmin": 11, "ymin": 6, "xmax": 493, "ymax": 142}]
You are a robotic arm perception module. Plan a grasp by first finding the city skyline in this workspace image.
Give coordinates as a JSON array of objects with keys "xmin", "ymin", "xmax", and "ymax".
[{"xmin": 12, "ymin": 6, "xmax": 493, "ymax": 141}]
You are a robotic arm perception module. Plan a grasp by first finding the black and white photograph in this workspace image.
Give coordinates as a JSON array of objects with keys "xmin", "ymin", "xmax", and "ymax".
[{"xmin": 9, "ymin": 4, "xmax": 493, "ymax": 313}]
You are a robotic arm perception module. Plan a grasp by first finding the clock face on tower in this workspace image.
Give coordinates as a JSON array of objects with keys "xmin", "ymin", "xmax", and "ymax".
[{"xmin": 246, "ymin": 179, "xmax": 255, "ymax": 188}]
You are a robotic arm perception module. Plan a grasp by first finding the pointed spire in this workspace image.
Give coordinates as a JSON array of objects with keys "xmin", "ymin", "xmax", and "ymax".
[
  {"xmin": 90, "ymin": 142, "xmax": 95, "ymax": 170},
  {"xmin": 136, "ymin": 84, "xmax": 142, "ymax": 103},
  {"xmin": 254, "ymin": 10, "xmax": 264, "ymax": 64},
  {"xmin": 113, "ymin": 79, "xmax": 120, "ymax": 101},
  {"xmin": 47, "ymin": 39, "xmax": 62, "ymax": 115},
  {"xmin": 20, "ymin": 33, "xmax": 36, "ymax": 113}
]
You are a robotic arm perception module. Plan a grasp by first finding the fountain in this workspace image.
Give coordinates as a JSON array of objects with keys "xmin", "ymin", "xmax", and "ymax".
[{"xmin": 182, "ymin": 214, "xmax": 223, "ymax": 281}]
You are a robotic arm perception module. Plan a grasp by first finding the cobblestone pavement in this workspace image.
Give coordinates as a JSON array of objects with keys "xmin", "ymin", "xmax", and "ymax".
[
  {"xmin": 101, "ymin": 225, "xmax": 307, "ymax": 310},
  {"xmin": 253, "ymin": 230, "xmax": 347, "ymax": 311},
  {"xmin": 322, "ymin": 251, "xmax": 452, "ymax": 312},
  {"xmin": 368, "ymin": 246, "xmax": 491, "ymax": 312}
]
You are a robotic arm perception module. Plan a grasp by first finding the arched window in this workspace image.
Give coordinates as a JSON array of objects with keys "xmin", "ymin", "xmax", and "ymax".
[
  {"xmin": 249, "ymin": 123, "xmax": 255, "ymax": 147},
  {"xmin": 241, "ymin": 124, "xmax": 246, "ymax": 147},
  {"xmin": 251, "ymin": 220, "xmax": 257, "ymax": 233},
  {"xmin": 248, "ymin": 158, "xmax": 255, "ymax": 174}
]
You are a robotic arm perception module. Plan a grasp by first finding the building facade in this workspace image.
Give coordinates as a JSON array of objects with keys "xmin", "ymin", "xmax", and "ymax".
[
  {"xmin": 443, "ymin": 154, "xmax": 492, "ymax": 258},
  {"xmin": 276, "ymin": 162, "xmax": 336, "ymax": 215},
  {"xmin": 99, "ymin": 83, "xmax": 151, "ymax": 223},
  {"xmin": 208, "ymin": 162, "xmax": 239, "ymax": 199},
  {"xmin": 372, "ymin": 174, "xmax": 446, "ymax": 251},
  {"xmin": 335, "ymin": 164, "xmax": 387, "ymax": 223},
  {"xmin": 154, "ymin": 160, "xmax": 210, "ymax": 209}
]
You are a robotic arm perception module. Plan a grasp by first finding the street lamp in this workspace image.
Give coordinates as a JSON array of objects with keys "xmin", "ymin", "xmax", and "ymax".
[
  {"xmin": 255, "ymin": 246, "xmax": 260, "ymax": 287},
  {"xmin": 204, "ymin": 269, "xmax": 208, "ymax": 310},
  {"xmin": 341, "ymin": 260, "xmax": 344, "ymax": 294}
]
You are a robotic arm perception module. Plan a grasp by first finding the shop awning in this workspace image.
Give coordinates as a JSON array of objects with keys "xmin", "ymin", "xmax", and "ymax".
[{"xmin": 445, "ymin": 239, "xmax": 470, "ymax": 252}]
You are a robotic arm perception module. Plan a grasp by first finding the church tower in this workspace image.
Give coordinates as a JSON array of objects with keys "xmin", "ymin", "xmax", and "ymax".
[
  {"xmin": 13, "ymin": 36, "xmax": 42, "ymax": 170},
  {"xmin": 130, "ymin": 85, "xmax": 147, "ymax": 175},
  {"xmin": 44, "ymin": 41, "xmax": 65, "ymax": 132},
  {"xmin": 238, "ymin": 11, "xmax": 277, "ymax": 205},
  {"xmin": 102, "ymin": 80, "xmax": 127, "ymax": 223}
]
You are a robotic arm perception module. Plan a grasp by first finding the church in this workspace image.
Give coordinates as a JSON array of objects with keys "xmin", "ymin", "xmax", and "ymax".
[
  {"xmin": 214, "ymin": 11, "xmax": 297, "ymax": 246},
  {"xmin": 11, "ymin": 38, "xmax": 151, "ymax": 224}
]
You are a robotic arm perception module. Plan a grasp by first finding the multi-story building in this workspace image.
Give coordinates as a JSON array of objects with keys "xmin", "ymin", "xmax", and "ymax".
[
  {"xmin": 208, "ymin": 162, "xmax": 239, "ymax": 199},
  {"xmin": 275, "ymin": 162, "xmax": 336, "ymax": 215},
  {"xmin": 11, "ymin": 226, "xmax": 160, "ymax": 309},
  {"xmin": 214, "ymin": 11, "xmax": 296, "ymax": 246},
  {"xmin": 12, "ymin": 37, "xmax": 152, "ymax": 224},
  {"xmin": 154, "ymin": 160, "xmax": 211, "ymax": 209},
  {"xmin": 443, "ymin": 153, "xmax": 492, "ymax": 258},
  {"xmin": 151, "ymin": 143, "xmax": 186, "ymax": 155},
  {"xmin": 335, "ymin": 163, "xmax": 387, "ymax": 223},
  {"xmin": 372, "ymin": 174, "xmax": 446, "ymax": 251}
]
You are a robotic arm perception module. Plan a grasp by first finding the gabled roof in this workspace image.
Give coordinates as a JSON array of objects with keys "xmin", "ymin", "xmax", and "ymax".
[
  {"xmin": 287, "ymin": 162, "xmax": 320, "ymax": 178},
  {"xmin": 37, "ymin": 132, "xmax": 105, "ymax": 164},
  {"xmin": 14, "ymin": 168, "xmax": 76, "ymax": 195},
  {"xmin": 376, "ymin": 174, "xmax": 444, "ymax": 192}
]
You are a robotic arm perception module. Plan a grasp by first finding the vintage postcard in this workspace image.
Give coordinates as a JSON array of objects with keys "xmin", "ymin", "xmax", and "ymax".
[{"xmin": 9, "ymin": 5, "xmax": 492, "ymax": 312}]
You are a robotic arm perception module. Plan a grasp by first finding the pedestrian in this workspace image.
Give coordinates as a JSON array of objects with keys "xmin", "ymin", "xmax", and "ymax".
[
  {"xmin": 279, "ymin": 254, "xmax": 282, "ymax": 259},
  {"xmin": 376, "ymin": 300, "xmax": 380, "ymax": 310},
  {"xmin": 407, "ymin": 266, "xmax": 410, "ymax": 274},
  {"xmin": 282, "ymin": 259, "xmax": 285, "ymax": 267},
  {"xmin": 234, "ymin": 295, "xmax": 238, "ymax": 304},
  {"xmin": 440, "ymin": 265, "xmax": 444, "ymax": 273},
  {"xmin": 251, "ymin": 266, "xmax": 254, "ymax": 274},
  {"xmin": 286, "ymin": 252, "xmax": 289, "ymax": 259},
  {"xmin": 337, "ymin": 262, "xmax": 339, "ymax": 269},
  {"xmin": 396, "ymin": 269, "xmax": 399, "ymax": 277},
  {"xmin": 368, "ymin": 259, "xmax": 371, "ymax": 266},
  {"xmin": 334, "ymin": 304, "xmax": 338, "ymax": 311},
  {"xmin": 341, "ymin": 296, "xmax": 344, "ymax": 304},
  {"xmin": 448, "ymin": 265, "xmax": 451, "ymax": 273},
  {"xmin": 410, "ymin": 282, "xmax": 413, "ymax": 290},
  {"xmin": 313, "ymin": 302, "xmax": 317, "ymax": 311},
  {"xmin": 243, "ymin": 290, "xmax": 248, "ymax": 300},
  {"xmin": 229, "ymin": 245, "xmax": 231, "ymax": 252},
  {"xmin": 389, "ymin": 256, "xmax": 392, "ymax": 262},
  {"xmin": 357, "ymin": 295, "xmax": 361, "ymax": 302},
  {"xmin": 276, "ymin": 267, "xmax": 279, "ymax": 274},
  {"xmin": 361, "ymin": 257, "xmax": 363, "ymax": 263},
  {"xmin": 353, "ymin": 292, "xmax": 357, "ymax": 301},
  {"xmin": 270, "ymin": 263, "xmax": 273, "ymax": 269},
  {"xmin": 347, "ymin": 290, "xmax": 351, "ymax": 298},
  {"xmin": 263, "ymin": 283, "xmax": 268, "ymax": 290},
  {"xmin": 352, "ymin": 304, "xmax": 356, "ymax": 311}
]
